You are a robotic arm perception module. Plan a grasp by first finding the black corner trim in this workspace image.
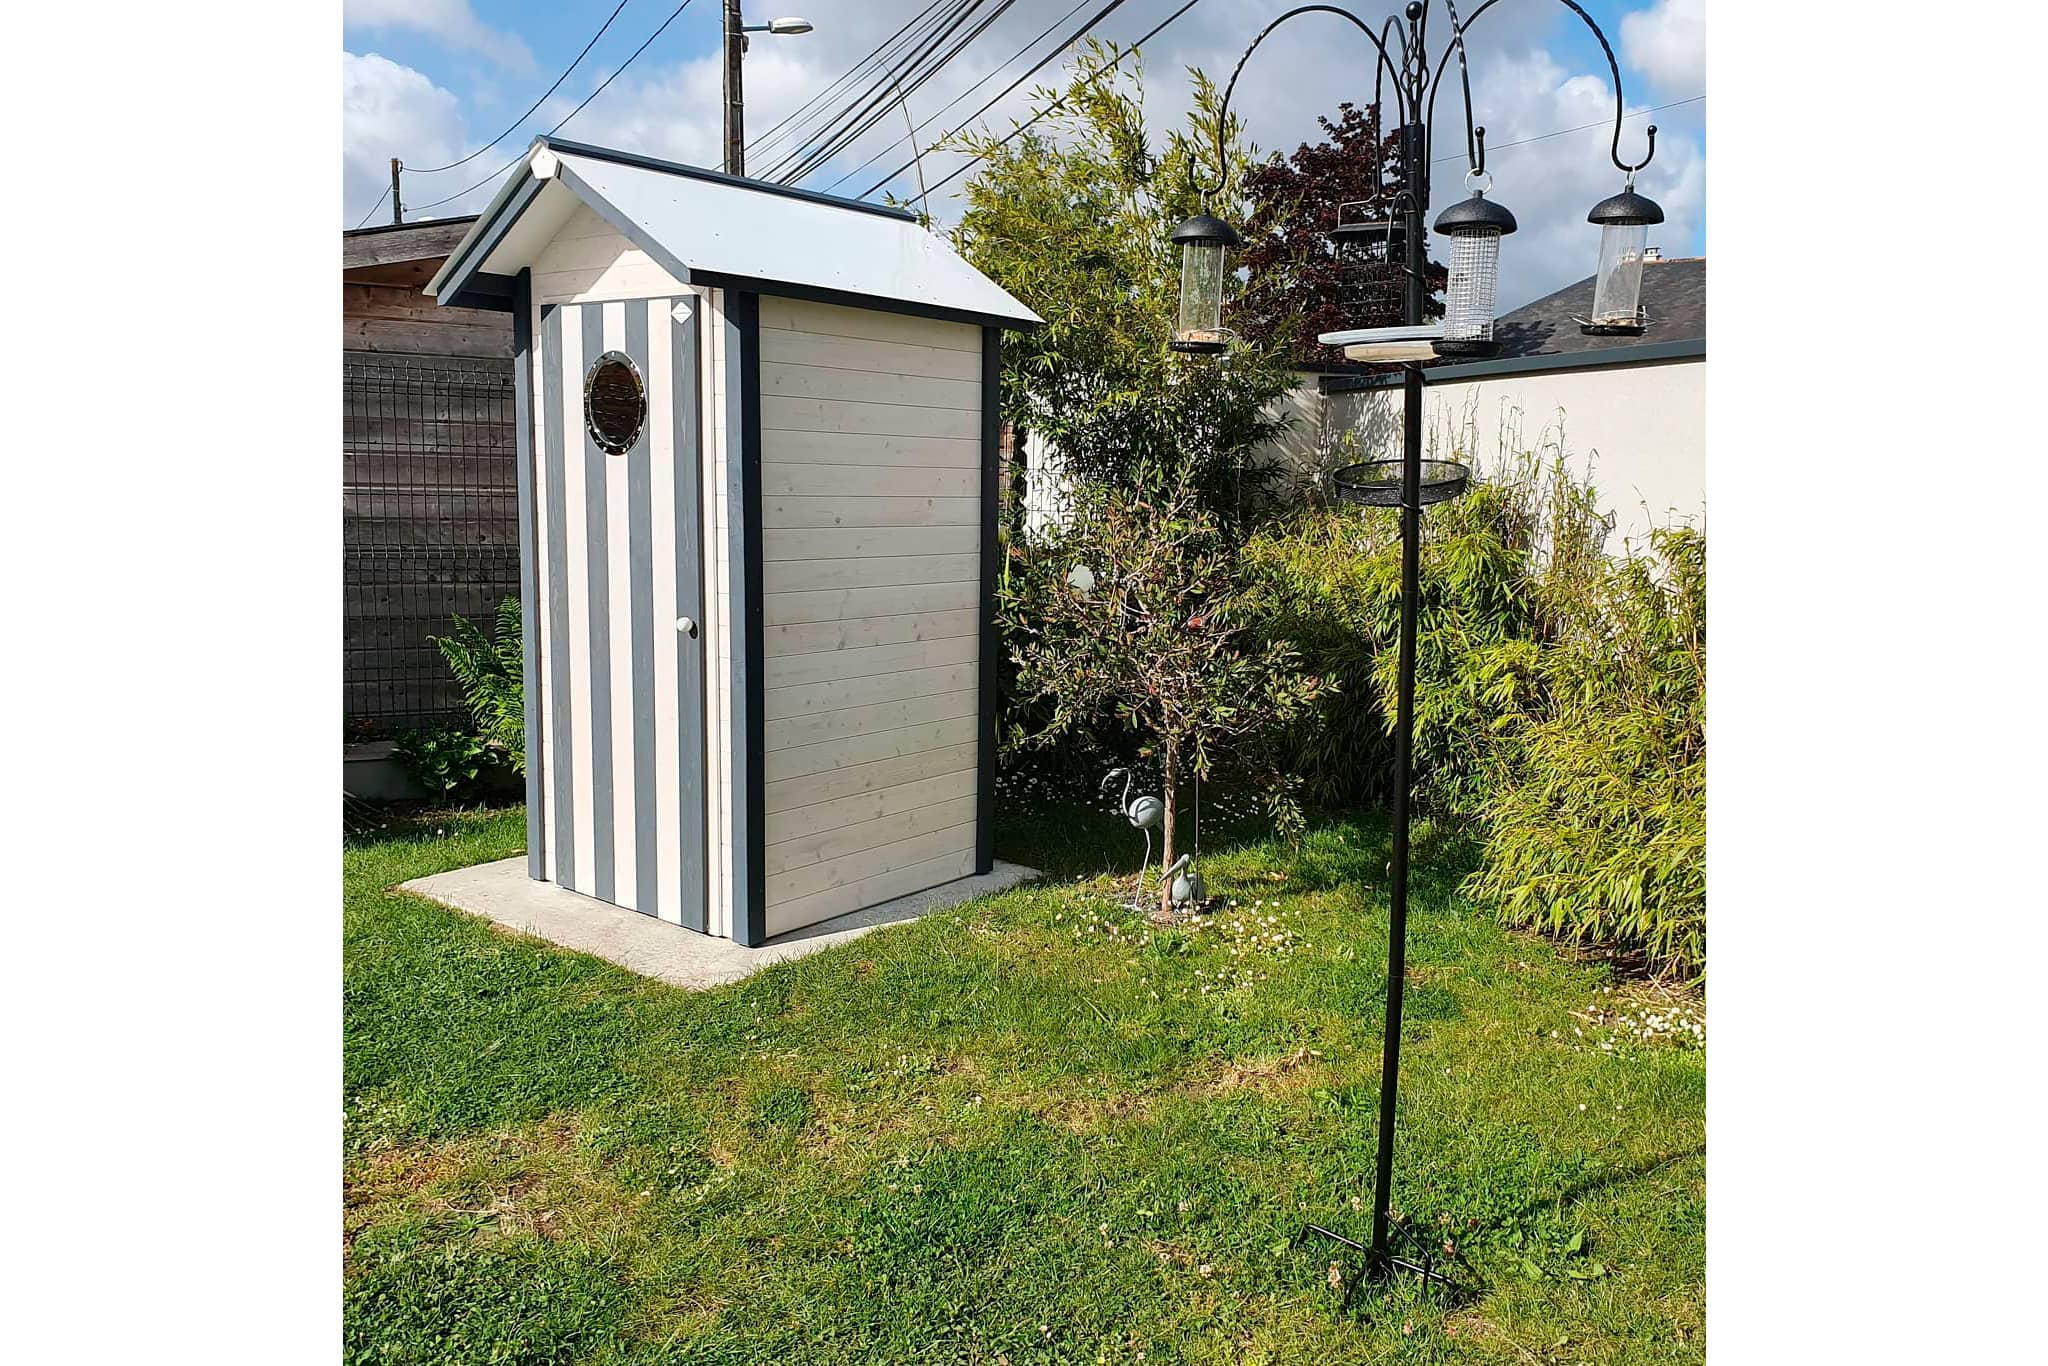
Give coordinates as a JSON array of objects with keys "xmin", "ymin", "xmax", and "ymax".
[
  {"xmin": 976, "ymin": 327, "xmax": 1001, "ymax": 876},
  {"xmin": 733, "ymin": 291, "xmax": 769, "ymax": 947},
  {"xmin": 455, "ymin": 272, "xmax": 520, "ymax": 311},
  {"xmin": 512, "ymin": 269, "xmax": 543, "ymax": 879}
]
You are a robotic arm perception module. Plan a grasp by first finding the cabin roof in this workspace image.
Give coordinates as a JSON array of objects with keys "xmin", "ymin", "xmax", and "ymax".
[{"xmin": 428, "ymin": 137, "xmax": 1040, "ymax": 329}]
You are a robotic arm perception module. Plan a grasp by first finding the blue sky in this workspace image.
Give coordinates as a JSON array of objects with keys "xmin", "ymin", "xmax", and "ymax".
[{"xmin": 343, "ymin": 0, "xmax": 1703, "ymax": 308}]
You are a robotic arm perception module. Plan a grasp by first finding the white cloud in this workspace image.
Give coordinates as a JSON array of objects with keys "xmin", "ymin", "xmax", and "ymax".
[
  {"xmin": 1621, "ymin": 0, "xmax": 1705, "ymax": 96},
  {"xmin": 336, "ymin": 1, "xmax": 1706, "ymax": 302},
  {"xmin": 344, "ymin": 0, "xmax": 535, "ymax": 74},
  {"xmin": 342, "ymin": 52, "xmax": 469, "ymax": 225}
]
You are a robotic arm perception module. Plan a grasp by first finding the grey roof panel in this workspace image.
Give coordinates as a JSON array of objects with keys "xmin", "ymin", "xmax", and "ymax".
[
  {"xmin": 429, "ymin": 137, "xmax": 1040, "ymax": 327},
  {"xmin": 1491, "ymin": 256, "xmax": 1705, "ymax": 357}
]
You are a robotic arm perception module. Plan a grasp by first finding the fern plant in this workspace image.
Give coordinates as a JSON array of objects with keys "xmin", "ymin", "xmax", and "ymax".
[{"xmin": 433, "ymin": 596, "xmax": 525, "ymax": 774}]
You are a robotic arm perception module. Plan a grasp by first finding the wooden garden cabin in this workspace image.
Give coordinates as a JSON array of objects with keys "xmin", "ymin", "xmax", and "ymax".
[{"xmin": 428, "ymin": 137, "xmax": 1040, "ymax": 945}]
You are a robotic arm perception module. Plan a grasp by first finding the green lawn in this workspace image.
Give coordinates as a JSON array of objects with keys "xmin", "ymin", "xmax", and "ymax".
[{"xmin": 344, "ymin": 794, "xmax": 1703, "ymax": 1365}]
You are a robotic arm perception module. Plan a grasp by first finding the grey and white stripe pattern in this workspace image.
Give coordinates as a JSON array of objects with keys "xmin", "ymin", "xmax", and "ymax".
[{"xmin": 536, "ymin": 296, "xmax": 707, "ymax": 924}]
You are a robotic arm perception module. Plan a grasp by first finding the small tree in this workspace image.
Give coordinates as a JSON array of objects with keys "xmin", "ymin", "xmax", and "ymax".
[
  {"xmin": 950, "ymin": 45, "xmax": 1298, "ymax": 528},
  {"xmin": 1235, "ymin": 102, "xmax": 1446, "ymax": 369},
  {"xmin": 1003, "ymin": 476, "xmax": 1327, "ymax": 917}
]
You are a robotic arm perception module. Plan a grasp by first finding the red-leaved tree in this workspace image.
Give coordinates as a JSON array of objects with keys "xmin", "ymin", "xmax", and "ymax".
[{"xmin": 1235, "ymin": 102, "xmax": 1447, "ymax": 370}]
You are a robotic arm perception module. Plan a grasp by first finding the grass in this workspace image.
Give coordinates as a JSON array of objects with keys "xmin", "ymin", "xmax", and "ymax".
[{"xmin": 344, "ymin": 790, "xmax": 1703, "ymax": 1365}]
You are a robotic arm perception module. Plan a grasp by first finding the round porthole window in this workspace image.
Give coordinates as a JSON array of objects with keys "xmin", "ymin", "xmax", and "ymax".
[{"xmin": 584, "ymin": 351, "xmax": 646, "ymax": 454}]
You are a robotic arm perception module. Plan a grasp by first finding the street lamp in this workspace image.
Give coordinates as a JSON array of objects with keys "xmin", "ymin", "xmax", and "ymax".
[
  {"xmin": 722, "ymin": 4, "xmax": 814, "ymax": 177},
  {"xmin": 1172, "ymin": 0, "xmax": 1661, "ymax": 1299}
]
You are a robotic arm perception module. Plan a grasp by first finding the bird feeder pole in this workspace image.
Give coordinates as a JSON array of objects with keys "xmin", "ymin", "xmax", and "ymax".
[{"xmin": 1171, "ymin": 0, "xmax": 1660, "ymax": 1297}]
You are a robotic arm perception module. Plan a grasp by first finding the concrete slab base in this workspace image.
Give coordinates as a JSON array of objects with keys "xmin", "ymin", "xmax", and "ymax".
[{"xmin": 399, "ymin": 856, "xmax": 1041, "ymax": 991}]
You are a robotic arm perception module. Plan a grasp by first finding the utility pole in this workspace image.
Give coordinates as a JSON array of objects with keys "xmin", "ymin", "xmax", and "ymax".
[
  {"xmin": 389, "ymin": 158, "xmax": 403, "ymax": 225},
  {"xmin": 723, "ymin": 0, "xmax": 746, "ymax": 176}
]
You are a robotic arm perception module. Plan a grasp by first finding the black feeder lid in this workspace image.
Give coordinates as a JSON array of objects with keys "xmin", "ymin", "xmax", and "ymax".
[
  {"xmin": 1170, "ymin": 212, "xmax": 1243, "ymax": 247},
  {"xmin": 1587, "ymin": 187, "xmax": 1664, "ymax": 227},
  {"xmin": 1433, "ymin": 192, "xmax": 1518, "ymax": 237}
]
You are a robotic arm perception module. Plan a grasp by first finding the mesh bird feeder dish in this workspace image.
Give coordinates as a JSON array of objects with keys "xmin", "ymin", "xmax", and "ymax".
[
  {"xmin": 1169, "ymin": 211, "xmax": 1241, "ymax": 354},
  {"xmin": 1580, "ymin": 180, "xmax": 1664, "ymax": 336},
  {"xmin": 1431, "ymin": 179, "xmax": 1517, "ymax": 358},
  {"xmin": 1330, "ymin": 459, "xmax": 1471, "ymax": 507}
]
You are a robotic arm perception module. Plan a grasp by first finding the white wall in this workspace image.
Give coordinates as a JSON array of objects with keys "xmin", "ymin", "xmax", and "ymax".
[
  {"xmin": 1017, "ymin": 357, "xmax": 1704, "ymax": 557},
  {"xmin": 1320, "ymin": 357, "xmax": 1706, "ymax": 553},
  {"xmin": 754, "ymin": 297, "xmax": 985, "ymax": 938}
]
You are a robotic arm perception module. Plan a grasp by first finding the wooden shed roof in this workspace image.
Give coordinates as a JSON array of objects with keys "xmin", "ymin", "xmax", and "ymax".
[{"xmin": 428, "ymin": 137, "xmax": 1040, "ymax": 330}]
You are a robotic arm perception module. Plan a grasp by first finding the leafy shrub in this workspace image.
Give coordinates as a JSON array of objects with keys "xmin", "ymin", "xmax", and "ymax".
[
  {"xmin": 392, "ymin": 725, "xmax": 517, "ymax": 802},
  {"xmin": 1241, "ymin": 453, "xmax": 1705, "ymax": 979},
  {"xmin": 433, "ymin": 597, "xmax": 525, "ymax": 773},
  {"xmin": 1467, "ymin": 527, "xmax": 1705, "ymax": 979},
  {"xmin": 1239, "ymin": 453, "xmax": 1576, "ymax": 811}
]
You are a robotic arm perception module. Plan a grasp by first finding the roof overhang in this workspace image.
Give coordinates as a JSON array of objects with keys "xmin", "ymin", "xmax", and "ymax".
[{"xmin": 429, "ymin": 138, "xmax": 1041, "ymax": 330}]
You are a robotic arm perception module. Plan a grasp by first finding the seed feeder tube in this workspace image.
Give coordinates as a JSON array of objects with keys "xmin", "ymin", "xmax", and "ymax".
[
  {"xmin": 1431, "ymin": 179, "xmax": 1517, "ymax": 359},
  {"xmin": 1580, "ymin": 181, "xmax": 1664, "ymax": 336},
  {"xmin": 1169, "ymin": 211, "xmax": 1241, "ymax": 354}
]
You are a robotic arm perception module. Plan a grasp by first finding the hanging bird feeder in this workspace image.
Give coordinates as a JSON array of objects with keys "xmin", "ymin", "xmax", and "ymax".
[
  {"xmin": 1578, "ymin": 178, "xmax": 1665, "ymax": 336},
  {"xmin": 1431, "ymin": 174, "xmax": 1517, "ymax": 358},
  {"xmin": 1168, "ymin": 210, "xmax": 1241, "ymax": 354}
]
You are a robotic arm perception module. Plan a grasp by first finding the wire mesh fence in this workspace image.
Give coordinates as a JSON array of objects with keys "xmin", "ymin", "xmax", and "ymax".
[{"xmin": 343, "ymin": 350, "xmax": 520, "ymax": 738}]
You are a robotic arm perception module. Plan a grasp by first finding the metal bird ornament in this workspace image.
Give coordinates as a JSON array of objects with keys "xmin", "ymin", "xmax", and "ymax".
[
  {"xmin": 1104, "ymin": 766, "xmax": 1164, "ymax": 830},
  {"xmin": 1102, "ymin": 767, "xmax": 1166, "ymax": 909}
]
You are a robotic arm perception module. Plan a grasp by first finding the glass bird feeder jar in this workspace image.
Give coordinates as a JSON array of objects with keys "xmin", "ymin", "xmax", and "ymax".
[
  {"xmin": 1581, "ymin": 181, "xmax": 1664, "ymax": 335},
  {"xmin": 1431, "ymin": 178, "xmax": 1518, "ymax": 359},
  {"xmin": 1169, "ymin": 211, "xmax": 1241, "ymax": 354}
]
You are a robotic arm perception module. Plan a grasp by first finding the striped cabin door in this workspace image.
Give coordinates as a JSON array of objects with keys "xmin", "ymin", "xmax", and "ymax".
[{"xmin": 536, "ymin": 296, "xmax": 707, "ymax": 929}]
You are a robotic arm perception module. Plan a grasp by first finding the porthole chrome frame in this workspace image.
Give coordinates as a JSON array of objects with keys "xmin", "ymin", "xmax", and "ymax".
[{"xmin": 583, "ymin": 349, "xmax": 647, "ymax": 455}]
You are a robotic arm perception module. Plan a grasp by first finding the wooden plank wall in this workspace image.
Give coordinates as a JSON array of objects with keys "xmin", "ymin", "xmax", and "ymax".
[
  {"xmin": 756, "ymin": 297, "xmax": 984, "ymax": 937},
  {"xmin": 343, "ymin": 245, "xmax": 517, "ymax": 732}
]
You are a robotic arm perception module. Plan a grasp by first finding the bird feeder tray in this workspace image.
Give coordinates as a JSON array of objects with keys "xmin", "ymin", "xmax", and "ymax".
[
  {"xmin": 1431, "ymin": 337, "xmax": 1502, "ymax": 359},
  {"xmin": 1573, "ymin": 311, "xmax": 1647, "ymax": 337},
  {"xmin": 1170, "ymin": 329, "xmax": 1230, "ymax": 354},
  {"xmin": 1330, "ymin": 459, "xmax": 1471, "ymax": 507}
]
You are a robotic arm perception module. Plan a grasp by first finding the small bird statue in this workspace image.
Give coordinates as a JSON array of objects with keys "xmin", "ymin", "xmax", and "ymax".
[
  {"xmin": 1103, "ymin": 767, "xmax": 1165, "ymax": 832},
  {"xmin": 1102, "ymin": 767, "xmax": 1166, "ymax": 908}
]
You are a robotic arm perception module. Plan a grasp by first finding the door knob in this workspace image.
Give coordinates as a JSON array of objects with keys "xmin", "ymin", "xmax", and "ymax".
[{"xmin": 676, "ymin": 615, "xmax": 699, "ymax": 639}]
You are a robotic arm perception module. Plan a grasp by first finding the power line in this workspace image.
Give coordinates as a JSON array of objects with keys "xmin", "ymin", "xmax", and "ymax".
[
  {"xmin": 409, "ymin": 0, "xmax": 637, "ymax": 175},
  {"xmin": 758, "ymin": 0, "xmax": 981, "ymax": 178},
  {"xmin": 353, "ymin": 184, "xmax": 391, "ymax": 229},
  {"xmin": 409, "ymin": 0, "xmax": 701, "ymax": 215},
  {"xmin": 765, "ymin": 0, "xmax": 1005, "ymax": 185},
  {"xmin": 818, "ymin": 0, "xmax": 1095, "ymax": 196},
  {"xmin": 885, "ymin": 0, "xmax": 1200, "ymax": 206},
  {"xmin": 746, "ymin": 0, "xmax": 955, "ymax": 161},
  {"xmin": 776, "ymin": 0, "xmax": 1033, "ymax": 185},
  {"xmin": 1431, "ymin": 94, "xmax": 1703, "ymax": 165}
]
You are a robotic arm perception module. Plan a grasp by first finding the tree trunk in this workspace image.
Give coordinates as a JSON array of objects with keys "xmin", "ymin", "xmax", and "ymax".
[{"xmin": 1157, "ymin": 734, "xmax": 1178, "ymax": 918}]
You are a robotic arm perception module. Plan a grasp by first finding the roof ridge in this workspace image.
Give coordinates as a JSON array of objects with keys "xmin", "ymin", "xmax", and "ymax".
[{"xmin": 537, "ymin": 136, "xmax": 920, "ymax": 225}]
